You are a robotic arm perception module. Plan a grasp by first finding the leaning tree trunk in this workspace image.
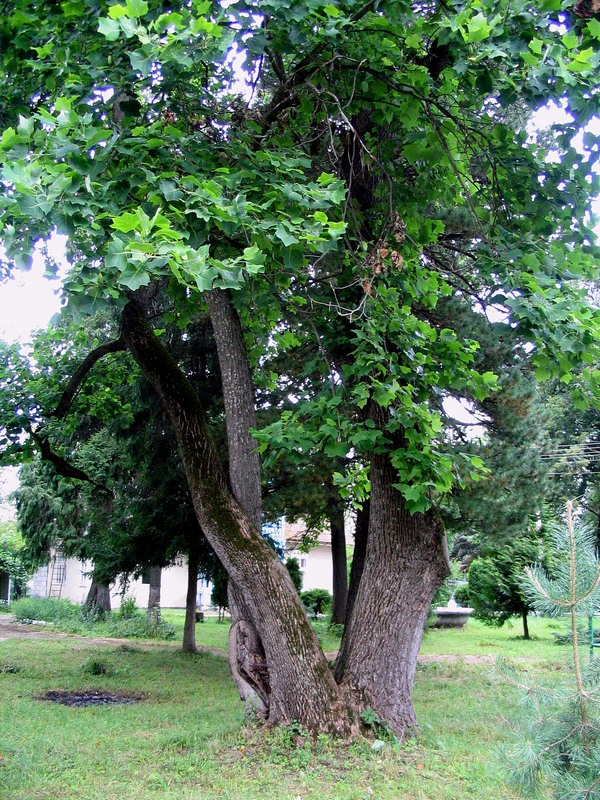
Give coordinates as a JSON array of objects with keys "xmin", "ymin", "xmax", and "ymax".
[
  {"xmin": 182, "ymin": 546, "xmax": 200, "ymax": 653},
  {"xmin": 121, "ymin": 299, "xmax": 355, "ymax": 736},
  {"xmin": 334, "ymin": 405, "xmax": 450, "ymax": 739},
  {"xmin": 327, "ymin": 491, "xmax": 348, "ymax": 626},
  {"xmin": 204, "ymin": 288, "xmax": 262, "ymax": 528},
  {"xmin": 205, "ymin": 288, "xmax": 270, "ymax": 716},
  {"xmin": 84, "ymin": 578, "xmax": 111, "ymax": 614},
  {"xmin": 146, "ymin": 565, "xmax": 162, "ymax": 623}
]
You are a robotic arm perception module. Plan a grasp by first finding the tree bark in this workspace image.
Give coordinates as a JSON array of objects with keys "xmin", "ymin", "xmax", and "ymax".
[
  {"xmin": 146, "ymin": 565, "xmax": 161, "ymax": 623},
  {"xmin": 121, "ymin": 299, "xmax": 355, "ymax": 736},
  {"xmin": 334, "ymin": 406, "xmax": 450, "ymax": 740},
  {"xmin": 328, "ymin": 493, "xmax": 348, "ymax": 626},
  {"xmin": 204, "ymin": 288, "xmax": 262, "ymax": 528},
  {"xmin": 84, "ymin": 578, "xmax": 111, "ymax": 613},
  {"xmin": 183, "ymin": 546, "xmax": 199, "ymax": 653}
]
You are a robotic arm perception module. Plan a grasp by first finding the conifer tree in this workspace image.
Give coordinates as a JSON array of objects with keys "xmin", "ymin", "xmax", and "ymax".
[{"xmin": 501, "ymin": 501, "xmax": 600, "ymax": 800}]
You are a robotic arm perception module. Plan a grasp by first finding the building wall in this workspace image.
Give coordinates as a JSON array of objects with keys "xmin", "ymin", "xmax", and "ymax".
[
  {"xmin": 286, "ymin": 545, "xmax": 334, "ymax": 593},
  {"xmin": 28, "ymin": 517, "xmax": 347, "ymax": 607},
  {"xmin": 28, "ymin": 556, "xmax": 212, "ymax": 610}
]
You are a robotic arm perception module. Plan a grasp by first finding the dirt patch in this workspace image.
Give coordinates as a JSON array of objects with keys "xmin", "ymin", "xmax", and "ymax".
[{"xmin": 38, "ymin": 689, "xmax": 146, "ymax": 707}]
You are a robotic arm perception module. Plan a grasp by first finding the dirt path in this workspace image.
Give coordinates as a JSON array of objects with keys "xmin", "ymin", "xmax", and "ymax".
[
  {"xmin": 0, "ymin": 614, "xmax": 173, "ymax": 648},
  {"xmin": 0, "ymin": 614, "xmax": 508, "ymax": 663}
]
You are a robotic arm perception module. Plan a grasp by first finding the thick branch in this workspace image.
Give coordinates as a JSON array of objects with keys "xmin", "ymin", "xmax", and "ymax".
[
  {"xmin": 51, "ymin": 338, "xmax": 126, "ymax": 419},
  {"xmin": 31, "ymin": 431, "xmax": 102, "ymax": 487}
]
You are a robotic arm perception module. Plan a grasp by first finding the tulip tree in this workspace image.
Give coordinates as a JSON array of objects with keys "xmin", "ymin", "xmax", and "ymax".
[{"xmin": 1, "ymin": 0, "xmax": 599, "ymax": 738}]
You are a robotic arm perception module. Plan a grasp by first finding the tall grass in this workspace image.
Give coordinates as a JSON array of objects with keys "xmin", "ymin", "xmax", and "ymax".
[{"xmin": 10, "ymin": 596, "xmax": 176, "ymax": 640}]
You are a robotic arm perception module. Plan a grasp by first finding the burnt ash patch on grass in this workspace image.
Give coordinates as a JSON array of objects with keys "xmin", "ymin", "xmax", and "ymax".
[{"xmin": 38, "ymin": 689, "xmax": 146, "ymax": 707}]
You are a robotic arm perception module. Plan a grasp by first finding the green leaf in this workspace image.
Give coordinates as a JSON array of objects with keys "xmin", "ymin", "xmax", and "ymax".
[
  {"xmin": 465, "ymin": 13, "xmax": 492, "ymax": 43},
  {"xmin": 324, "ymin": 440, "xmax": 348, "ymax": 458},
  {"xmin": 587, "ymin": 18, "xmax": 600, "ymax": 39},
  {"xmin": 130, "ymin": 49, "xmax": 153, "ymax": 77},
  {"xmin": 119, "ymin": 264, "xmax": 151, "ymax": 290},
  {"xmin": 98, "ymin": 17, "xmax": 121, "ymax": 40},
  {"xmin": 111, "ymin": 211, "xmax": 142, "ymax": 233},
  {"xmin": 275, "ymin": 224, "xmax": 299, "ymax": 247},
  {"xmin": 125, "ymin": 0, "xmax": 148, "ymax": 18},
  {"xmin": 107, "ymin": 3, "xmax": 127, "ymax": 19}
]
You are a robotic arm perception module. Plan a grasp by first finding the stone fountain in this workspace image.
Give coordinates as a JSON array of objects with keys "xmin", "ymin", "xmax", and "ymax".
[{"xmin": 434, "ymin": 595, "xmax": 474, "ymax": 628}]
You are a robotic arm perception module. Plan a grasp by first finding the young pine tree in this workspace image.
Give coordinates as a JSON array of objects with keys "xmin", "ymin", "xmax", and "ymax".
[{"xmin": 501, "ymin": 501, "xmax": 600, "ymax": 800}]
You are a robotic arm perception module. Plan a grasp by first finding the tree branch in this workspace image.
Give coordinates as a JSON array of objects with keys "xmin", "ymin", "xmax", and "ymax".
[{"xmin": 51, "ymin": 338, "xmax": 126, "ymax": 420}]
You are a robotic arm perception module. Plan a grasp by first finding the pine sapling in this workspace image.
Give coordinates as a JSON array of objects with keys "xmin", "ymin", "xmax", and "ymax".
[{"xmin": 500, "ymin": 501, "xmax": 600, "ymax": 800}]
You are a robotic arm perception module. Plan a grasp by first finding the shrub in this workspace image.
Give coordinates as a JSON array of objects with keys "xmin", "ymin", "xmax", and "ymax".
[
  {"xmin": 106, "ymin": 613, "xmax": 176, "ymax": 640},
  {"xmin": 300, "ymin": 589, "xmax": 332, "ymax": 618},
  {"xmin": 118, "ymin": 595, "xmax": 139, "ymax": 619},
  {"xmin": 11, "ymin": 596, "xmax": 80, "ymax": 623}
]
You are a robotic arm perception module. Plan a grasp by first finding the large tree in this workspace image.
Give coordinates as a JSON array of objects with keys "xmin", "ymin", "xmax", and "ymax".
[{"xmin": 1, "ymin": 0, "xmax": 599, "ymax": 738}]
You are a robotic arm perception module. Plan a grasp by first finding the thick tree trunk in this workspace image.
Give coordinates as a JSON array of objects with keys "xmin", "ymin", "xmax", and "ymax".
[
  {"xmin": 182, "ymin": 547, "xmax": 199, "ymax": 653},
  {"xmin": 84, "ymin": 578, "xmax": 111, "ymax": 613},
  {"xmin": 522, "ymin": 609, "xmax": 530, "ymax": 640},
  {"xmin": 345, "ymin": 501, "xmax": 369, "ymax": 627},
  {"xmin": 121, "ymin": 300, "xmax": 355, "ymax": 736},
  {"xmin": 334, "ymin": 406, "xmax": 450, "ymax": 740},
  {"xmin": 328, "ymin": 495, "xmax": 348, "ymax": 626},
  {"xmin": 146, "ymin": 565, "xmax": 161, "ymax": 623}
]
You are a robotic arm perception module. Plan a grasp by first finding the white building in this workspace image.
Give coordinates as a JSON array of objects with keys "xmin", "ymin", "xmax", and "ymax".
[{"xmin": 28, "ymin": 518, "xmax": 345, "ymax": 608}]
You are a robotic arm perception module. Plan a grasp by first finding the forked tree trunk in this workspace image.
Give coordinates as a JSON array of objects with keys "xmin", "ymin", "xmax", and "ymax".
[
  {"xmin": 121, "ymin": 300, "xmax": 355, "ymax": 736},
  {"xmin": 205, "ymin": 288, "xmax": 262, "ymax": 528},
  {"xmin": 334, "ymin": 406, "xmax": 450, "ymax": 739},
  {"xmin": 146, "ymin": 565, "xmax": 161, "ymax": 623},
  {"xmin": 328, "ymin": 494, "xmax": 348, "ymax": 626},
  {"xmin": 182, "ymin": 547, "xmax": 199, "ymax": 653}
]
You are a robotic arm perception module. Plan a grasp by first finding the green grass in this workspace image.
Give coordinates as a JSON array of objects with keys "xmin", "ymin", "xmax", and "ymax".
[{"xmin": 0, "ymin": 613, "xmax": 576, "ymax": 799}]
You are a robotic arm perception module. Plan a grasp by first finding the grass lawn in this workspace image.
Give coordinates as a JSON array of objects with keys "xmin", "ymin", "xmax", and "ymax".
[{"xmin": 0, "ymin": 614, "xmax": 577, "ymax": 800}]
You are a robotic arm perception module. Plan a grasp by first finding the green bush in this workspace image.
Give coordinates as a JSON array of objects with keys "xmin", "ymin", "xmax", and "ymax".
[
  {"xmin": 11, "ymin": 596, "xmax": 80, "ymax": 623},
  {"xmin": 106, "ymin": 613, "xmax": 176, "ymax": 640},
  {"xmin": 300, "ymin": 589, "xmax": 332, "ymax": 618},
  {"xmin": 117, "ymin": 595, "xmax": 139, "ymax": 619},
  {"xmin": 453, "ymin": 584, "xmax": 471, "ymax": 607}
]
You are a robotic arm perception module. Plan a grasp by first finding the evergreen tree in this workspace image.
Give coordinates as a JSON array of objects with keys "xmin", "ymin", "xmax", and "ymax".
[{"xmin": 501, "ymin": 502, "xmax": 600, "ymax": 799}]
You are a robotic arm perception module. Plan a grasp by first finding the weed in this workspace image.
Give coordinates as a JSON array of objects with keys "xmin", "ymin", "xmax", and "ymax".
[
  {"xmin": 81, "ymin": 657, "xmax": 113, "ymax": 676},
  {"xmin": 118, "ymin": 595, "xmax": 139, "ymax": 620},
  {"xmin": 360, "ymin": 708, "xmax": 397, "ymax": 742}
]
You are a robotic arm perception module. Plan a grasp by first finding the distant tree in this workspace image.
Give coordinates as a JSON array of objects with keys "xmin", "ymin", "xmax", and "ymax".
[
  {"xmin": 0, "ymin": 519, "xmax": 29, "ymax": 600},
  {"xmin": 285, "ymin": 557, "xmax": 303, "ymax": 593},
  {"xmin": 301, "ymin": 589, "xmax": 332, "ymax": 619},
  {"xmin": 467, "ymin": 525, "xmax": 549, "ymax": 639}
]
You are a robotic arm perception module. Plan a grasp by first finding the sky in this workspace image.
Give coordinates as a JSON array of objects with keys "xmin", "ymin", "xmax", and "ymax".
[{"xmin": 0, "ymin": 236, "xmax": 65, "ymax": 344}]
